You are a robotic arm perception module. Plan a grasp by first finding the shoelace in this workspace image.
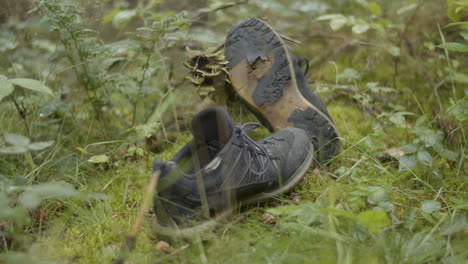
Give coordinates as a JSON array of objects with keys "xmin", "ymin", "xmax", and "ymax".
[
  {"xmin": 234, "ymin": 122, "xmax": 271, "ymax": 177},
  {"xmin": 298, "ymin": 56, "xmax": 310, "ymax": 76}
]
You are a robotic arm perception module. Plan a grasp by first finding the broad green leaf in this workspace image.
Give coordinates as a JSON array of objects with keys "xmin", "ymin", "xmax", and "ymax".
[
  {"xmin": 436, "ymin": 147, "xmax": 458, "ymax": 161},
  {"xmin": 419, "ymin": 133, "xmax": 439, "ymax": 146},
  {"xmin": 437, "ymin": 42, "xmax": 468, "ymax": 52},
  {"xmin": 444, "ymin": 21, "xmax": 468, "ymax": 28},
  {"xmin": 0, "ymin": 75, "xmax": 14, "ymax": 102},
  {"xmin": 441, "ymin": 213, "xmax": 468, "ymax": 235},
  {"xmin": 4, "ymin": 133, "xmax": 30, "ymax": 146},
  {"xmin": 374, "ymin": 201, "xmax": 395, "ymax": 212},
  {"xmin": 389, "ymin": 113, "xmax": 405, "ymax": 126},
  {"xmin": 417, "ymin": 151, "xmax": 433, "ymax": 166},
  {"xmin": 338, "ymin": 68, "xmax": 360, "ymax": 81},
  {"xmin": 101, "ymin": 9, "xmax": 121, "ymax": 24},
  {"xmin": 399, "ymin": 154, "xmax": 417, "ymax": 171},
  {"xmin": 400, "ymin": 144, "xmax": 417, "ymax": 153},
  {"xmin": 316, "ymin": 14, "xmax": 344, "ymax": 21},
  {"xmin": 386, "ymin": 45, "xmax": 401, "ymax": 56},
  {"xmin": 88, "ymin": 155, "xmax": 109, "ymax": 163},
  {"xmin": 396, "ymin": 3, "xmax": 417, "ymax": 15},
  {"xmin": 0, "ymin": 146, "xmax": 29, "ymax": 154},
  {"xmin": 389, "ymin": 111, "xmax": 414, "ymax": 127},
  {"xmin": 357, "ymin": 210, "xmax": 391, "ymax": 233},
  {"xmin": 460, "ymin": 31, "xmax": 468, "ymax": 40},
  {"xmin": 367, "ymin": 187, "xmax": 388, "ymax": 205},
  {"xmin": 0, "ymin": 30, "xmax": 18, "ymax": 52},
  {"xmin": 28, "ymin": 141, "xmax": 54, "ymax": 151},
  {"xmin": 451, "ymin": 72, "xmax": 468, "ymax": 83},
  {"xmin": 330, "ymin": 16, "xmax": 347, "ymax": 31},
  {"xmin": 9, "ymin": 78, "xmax": 54, "ymax": 96},
  {"xmin": 368, "ymin": 1, "xmax": 382, "ymax": 15},
  {"xmin": 19, "ymin": 181, "xmax": 79, "ymax": 209},
  {"xmin": 352, "ymin": 23, "xmax": 370, "ymax": 34},
  {"xmin": 112, "ymin": 10, "xmax": 137, "ymax": 26},
  {"xmin": 421, "ymin": 200, "xmax": 441, "ymax": 213}
]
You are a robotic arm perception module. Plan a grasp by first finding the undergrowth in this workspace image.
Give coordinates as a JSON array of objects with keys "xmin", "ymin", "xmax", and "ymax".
[{"xmin": 0, "ymin": 0, "xmax": 466, "ymax": 263}]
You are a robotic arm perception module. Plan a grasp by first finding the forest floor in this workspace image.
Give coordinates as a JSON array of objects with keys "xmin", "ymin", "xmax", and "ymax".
[{"xmin": 0, "ymin": 0, "xmax": 466, "ymax": 263}]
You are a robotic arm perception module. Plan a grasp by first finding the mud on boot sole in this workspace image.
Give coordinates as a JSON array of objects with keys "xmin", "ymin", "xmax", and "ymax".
[{"xmin": 225, "ymin": 18, "xmax": 339, "ymax": 163}]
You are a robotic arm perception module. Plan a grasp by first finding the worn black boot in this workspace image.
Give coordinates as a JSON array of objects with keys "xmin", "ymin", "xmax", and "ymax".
[
  {"xmin": 224, "ymin": 18, "xmax": 340, "ymax": 163},
  {"xmin": 153, "ymin": 106, "xmax": 313, "ymax": 235}
]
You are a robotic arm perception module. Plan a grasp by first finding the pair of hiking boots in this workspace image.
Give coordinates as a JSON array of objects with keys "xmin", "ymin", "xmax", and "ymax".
[{"xmin": 152, "ymin": 18, "xmax": 339, "ymax": 236}]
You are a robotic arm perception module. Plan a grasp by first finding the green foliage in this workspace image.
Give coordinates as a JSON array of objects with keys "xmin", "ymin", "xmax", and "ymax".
[
  {"xmin": 0, "ymin": 0, "xmax": 466, "ymax": 263},
  {"xmin": 0, "ymin": 133, "xmax": 54, "ymax": 154}
]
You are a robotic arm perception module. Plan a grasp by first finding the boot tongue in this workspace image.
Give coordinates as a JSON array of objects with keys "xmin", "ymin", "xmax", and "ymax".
[{"xmin": 191, "ymin": 106, "xmax": 234, "ymax": 167}]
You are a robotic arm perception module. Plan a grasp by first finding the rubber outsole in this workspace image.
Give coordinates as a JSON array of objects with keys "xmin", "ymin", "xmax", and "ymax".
[{"xmin": 225, "ymin": 18, "xmax": 339, "ymax": 163}]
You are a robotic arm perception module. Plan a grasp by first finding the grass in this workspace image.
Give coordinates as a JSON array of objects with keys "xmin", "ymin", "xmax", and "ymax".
[
  {"xmin": 34, "ymin": 100, "xmax": 466, "ymax": 263},
  {"xmin": 1, "ymin": 0, "xmax": 467, "ymax": 263}
]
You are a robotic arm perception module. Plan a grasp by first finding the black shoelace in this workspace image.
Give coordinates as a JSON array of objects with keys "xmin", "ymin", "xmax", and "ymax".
[
  {"xmin": 234, "ymin": 122, "xmax": 271, "ymax": 177},
  {"xmin": 298, "ymin": 56, "xmax": 310, "ymax": 76}
]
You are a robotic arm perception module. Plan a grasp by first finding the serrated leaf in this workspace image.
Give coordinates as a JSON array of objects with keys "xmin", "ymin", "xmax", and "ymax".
[
  {"xmin": 357, "ymin": 210, "xmax": 391, "ymax": 233},
  {"xmin": 19, "ymin": 181, "xmax": 79, "ymax": 209},
  {"xmin": 0, "ymin": 75, "xmax": 14, "ymax": 102},
  {"xmin": 88, "ymin": 155, "xmax": 109, "ymax": 163},
  {"xmin": 421, "ymin": 200, "xmax": 441, "ymax": 213},
  {"xmin": 417, "ymin": 151, "xmax": 433, "ymax": 166},
  {"xmin": 399, "ymin": 154, "xmax": 417, "ymax": 171},
  {"xmin": 112, "ymin": 10, "xmax": 137, "ymax": 26},
  {"xmin": 437, "ymin": 42, "xmax": 468, "ymax": 52},
  {"xmin": 28, "ymin": 141, "xmax": 54, "ymax": 151},
  {"xmin": 9, "ymin": 78, "xmax": 53, "ymax": 96},
  {"xmin": 4, "ymin": 133, "xmax": 30, "ymax": 146}
]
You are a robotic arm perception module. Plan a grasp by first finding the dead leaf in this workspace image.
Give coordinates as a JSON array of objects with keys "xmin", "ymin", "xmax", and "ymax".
[
  {"xmin": 155, "ymin": 240, "xmax": 171, "ymax": 254},
  {"xmin": 261, "ymin": 212, "xmax": 276, "ymax": 224},
  {"xmin": 290, "ymin": 192, "xmax": 301, "ymax": 202},
  {"xmin": 383, "ymin": 148, "xmax": 404, "ymax": 159}
]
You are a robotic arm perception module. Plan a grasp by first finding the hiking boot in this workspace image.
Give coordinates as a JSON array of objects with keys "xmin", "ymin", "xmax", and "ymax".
[
  {"xmin": 224, "ymin": 18, "xmax": 340, "ymax": 163},
  {"xmin": 153, "ymin": 106, "xmax": 313, "ymax": 234}
]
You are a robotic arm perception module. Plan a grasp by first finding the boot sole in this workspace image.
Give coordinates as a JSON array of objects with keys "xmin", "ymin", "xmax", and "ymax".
[{"xmin": 225, "ymin": 18, "xmax": 339, "ymax": 163}]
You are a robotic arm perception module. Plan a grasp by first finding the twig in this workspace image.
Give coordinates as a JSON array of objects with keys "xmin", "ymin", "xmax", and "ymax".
[
  {"xmin": 191, "ymin": 0, "xmax": 249, "ymax": 20},
  {"xmin": 113, "ymin": 170, "xmax": 161, "ymax": 264},
  {"xmin": 279, "ymin": 34, "xmax": 302, "ymax": 44}
]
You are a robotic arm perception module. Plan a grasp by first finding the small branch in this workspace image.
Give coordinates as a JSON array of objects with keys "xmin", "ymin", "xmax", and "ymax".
[
  {"xmin": 279, "ymin": 34, "xmax": 302, "ymax": 45},
  {"xmin": 191, "ymin": 0, "xmax": 249, "ymax": 20},
  {"xmin": 113, "ymin": 170, "xmax": 161, "ymax": 264}
]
